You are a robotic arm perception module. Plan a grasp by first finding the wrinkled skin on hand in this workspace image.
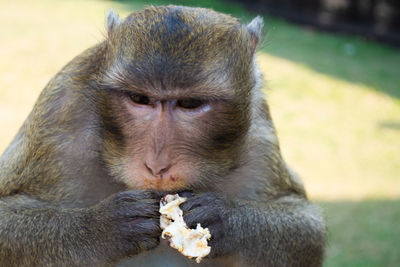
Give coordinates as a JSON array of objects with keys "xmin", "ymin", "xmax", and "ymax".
[
  {"xmin": 180, "ymin": 192, "xmax": 234, "ymax": 258},
  {"xmin": 93, "ymin": 190, "xmax": 162, "ymax": 258}
]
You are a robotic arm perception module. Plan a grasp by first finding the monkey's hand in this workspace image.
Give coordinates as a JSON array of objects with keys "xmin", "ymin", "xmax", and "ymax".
[
  {"xmin": 180, "ymin": 192, "xmax": 325, "ymax": 266},
  {"xmin": 92, "ymin": 190, "xmax": 161, "ymax": 260},
  {"xmin": 180, "ymin": 192, "xmax": 232, "ymax": 258}
]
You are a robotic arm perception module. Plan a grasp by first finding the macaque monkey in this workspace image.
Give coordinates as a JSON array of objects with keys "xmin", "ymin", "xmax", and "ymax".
[{"xmin": 0, "ymin": 6, "xmax": 325, "ymax": 267}]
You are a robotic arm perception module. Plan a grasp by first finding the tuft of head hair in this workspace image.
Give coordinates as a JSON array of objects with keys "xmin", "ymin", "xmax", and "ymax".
[{"xmin": 106, "ymin": 9, "xmax": 121, "ymax": 37}]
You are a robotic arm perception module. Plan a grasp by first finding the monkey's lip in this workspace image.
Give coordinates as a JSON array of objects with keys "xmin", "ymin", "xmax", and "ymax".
[
  {"xmin": 138, "ymin": 175, "xmax": 186, "ymax": 191},
  {"xmin": 154, "ymin": 174, "xmax": 179, "ymax": 181}
]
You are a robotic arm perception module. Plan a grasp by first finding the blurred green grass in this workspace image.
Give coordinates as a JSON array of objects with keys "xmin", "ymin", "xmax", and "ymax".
[{"xmin": 0, "ymin": 0, "xmax": 399, "ymax": 266}]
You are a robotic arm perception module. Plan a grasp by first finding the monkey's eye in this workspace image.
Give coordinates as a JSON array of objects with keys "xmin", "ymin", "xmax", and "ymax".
[
  {"xmin": 177, "ymin": 98, "xmax": 205, "ymax": 109},
  {"xmin": 128, "ymin": 93, "xmax": 150, "ymax": 105}
]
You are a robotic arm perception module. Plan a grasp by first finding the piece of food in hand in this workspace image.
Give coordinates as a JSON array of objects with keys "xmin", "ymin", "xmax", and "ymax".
[{"xmin": 160, "ymin": 194, "xmax": 211, "ymax": 263}]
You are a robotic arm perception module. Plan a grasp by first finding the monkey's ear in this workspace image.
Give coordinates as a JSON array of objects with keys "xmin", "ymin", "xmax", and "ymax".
[
  {"xmin": 106, "ymin": 9, "xmax": 121, "ymax": 38},
  {"xmin": 246, "ymin": 16, "xmax": 264, "ymax": 52}
]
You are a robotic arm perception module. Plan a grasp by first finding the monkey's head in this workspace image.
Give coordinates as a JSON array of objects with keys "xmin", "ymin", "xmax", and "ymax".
[{"xmin": 96, "ymin": 6, "xmax": 263, "ymax": 191}]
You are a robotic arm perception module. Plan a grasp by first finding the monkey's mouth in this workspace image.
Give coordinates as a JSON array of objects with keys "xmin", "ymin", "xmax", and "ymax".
[{"xmin": 136, "ymin": 175, "xmax": 187, "ymax": 191}]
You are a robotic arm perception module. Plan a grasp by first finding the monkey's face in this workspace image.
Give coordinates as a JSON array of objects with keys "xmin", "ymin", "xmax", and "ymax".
[
  {"xmin": 98, "ymin": 6, "xmax": 256, "ymax": 191},
  {"xmin": 100, "ymin": 87, "xmax": 249, "ymax": 192}
]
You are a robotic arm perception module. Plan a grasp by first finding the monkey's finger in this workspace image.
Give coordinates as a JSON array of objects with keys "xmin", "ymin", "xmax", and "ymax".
[
  {"xmin": 133, "ymin": 218, "xmax": 161, "ymax": 237},
  {"xmin": 148, "ymin": 190, "xmax": 167, "ymax": 199},
  {"xmin": 177, "ymin": 190, "xmax": 194, "ymax": 198},
  {"xmin": 205, "ymin": 223, "xmax": 227, "ymax": 258},
  {"xmin": 180, "ymin": 192, "xmax": 217, "ymax": 212},
  {"xmin": 208, "ymin": 223, "xmax": 224, "ymax": 242},
  {"xmin": 208, "ymin": 239, "xmax": 225, "ymax": 258},
  {"xmin": 123, "ymin": 218, "xmax": 161, "ymax": 238},
  {"xmin": 136, "ymin": 237, "xmax": 160, "ymax": 252},
  {"xmin": 183, "ymin": 206, "xmax": 221, "ymax": 228},
  {"xmin": 117, "ymin": 200, "xmax": 160, "ymax": 219},
  {"xmin": 113, "ymin": 190, "xmax": 161, "ymax": 203},
  {"xmin": 180, "ymin": 196, "xmax": 205, "ymax": 212}
]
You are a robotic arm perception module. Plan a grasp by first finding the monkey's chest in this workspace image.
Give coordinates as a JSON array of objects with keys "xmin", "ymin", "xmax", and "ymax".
[{"xmin": 117, "ymin": 240, "xmax": 229, "ymax": 267}]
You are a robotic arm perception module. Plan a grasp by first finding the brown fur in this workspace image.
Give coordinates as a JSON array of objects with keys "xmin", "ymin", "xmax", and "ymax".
[{"xmin": 0, "ymin": 6, "xmax": 325, "ymax": 266}]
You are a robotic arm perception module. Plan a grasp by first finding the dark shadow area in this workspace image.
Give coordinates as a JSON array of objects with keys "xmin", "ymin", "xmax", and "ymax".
[
  {"xmin": 235, "ymin": 0, "xmax": 400, "ymax": 47},
  {"xmin": 318, "ymin": 199, "xmax": 400, "ymax": 267},
  {"xmin": 378, "ymin": 121, "xmax": 400, "ymax": 130},
  {"xmin": 108, "ymin": 0, "xmax": 400, "ymax": 100}
]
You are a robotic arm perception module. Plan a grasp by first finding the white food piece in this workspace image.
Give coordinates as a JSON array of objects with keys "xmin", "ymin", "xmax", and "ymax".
[{"xmin": 160, "ymin": 194, "xmax": 211, "ymax": 263}]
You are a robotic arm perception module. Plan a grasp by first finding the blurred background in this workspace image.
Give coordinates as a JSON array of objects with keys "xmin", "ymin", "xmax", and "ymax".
[{"xmin": 0, "ymin": 0, "xmax": 399, "ymax": 266}]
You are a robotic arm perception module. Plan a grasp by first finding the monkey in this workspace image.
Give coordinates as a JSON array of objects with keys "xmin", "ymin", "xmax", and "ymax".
[{"xmin": 0, "ymin": 5, "xmax": 326, "ymax": 267}]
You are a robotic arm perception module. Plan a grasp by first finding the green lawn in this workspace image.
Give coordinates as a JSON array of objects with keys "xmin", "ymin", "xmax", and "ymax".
[{"xmin": 0, "ymin": 0, "xmax": 399, "ymax": 266}]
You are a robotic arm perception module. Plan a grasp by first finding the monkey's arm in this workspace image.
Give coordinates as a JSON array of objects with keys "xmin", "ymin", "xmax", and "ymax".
[
  {"xmin": 0, "ymin": 191, "xmax": 161, "ymax": 266},
  {"xmin": 182, "ymin": 193, "xmax": 326, "ymax": 267},
  {"xmin": 0, "ymin": 195, "xmax": 103, "ymax": 266}
]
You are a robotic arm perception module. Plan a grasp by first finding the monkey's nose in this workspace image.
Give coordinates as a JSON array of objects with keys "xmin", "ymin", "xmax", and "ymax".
[{"xmin": 145, "ymin": 160, "xmax": 171, "ymax": 177}]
